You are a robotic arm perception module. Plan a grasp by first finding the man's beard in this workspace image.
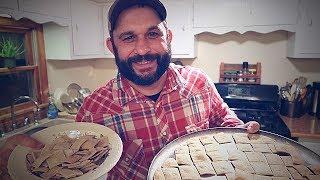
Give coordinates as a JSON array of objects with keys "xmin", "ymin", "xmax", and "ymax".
[{"xmin": 113, "ymin": 44, "xmax": 171, "ymax": 86}]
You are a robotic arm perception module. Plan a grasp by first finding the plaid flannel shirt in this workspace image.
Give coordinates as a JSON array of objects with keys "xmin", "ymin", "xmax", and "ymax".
[{"xmin": 76, "ymin": 64, "xmax": 242, "ymax": 179}]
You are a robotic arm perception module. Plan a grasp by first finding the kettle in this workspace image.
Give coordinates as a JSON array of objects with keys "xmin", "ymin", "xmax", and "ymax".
[{"xmin": 308, "ymin": 81, "xmax": 320, "ymax": 118}]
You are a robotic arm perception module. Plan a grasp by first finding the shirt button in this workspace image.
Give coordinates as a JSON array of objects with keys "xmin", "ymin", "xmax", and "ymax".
[{"xmin": 163, "ymin": 131, "xmax": 167, "ymax": 136}]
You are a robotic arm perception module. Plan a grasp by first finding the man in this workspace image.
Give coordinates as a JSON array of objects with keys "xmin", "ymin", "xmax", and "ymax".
[
  {"xmin": 76, "ymin": 0, "xmax": 260, "ymax": 179},
  {"xmin": 0, "ymin": 0, "xmax": 259, "ymax": 179}
]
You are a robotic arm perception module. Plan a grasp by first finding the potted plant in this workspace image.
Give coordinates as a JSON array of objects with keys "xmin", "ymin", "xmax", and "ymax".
[{"xmin": 0, "ymin": 37, "xmax": 24, "ymax": 68}]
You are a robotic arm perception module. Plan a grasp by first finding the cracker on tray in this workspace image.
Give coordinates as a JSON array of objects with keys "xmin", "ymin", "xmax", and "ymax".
[
  {"xmin": 211, "ymin": 161, "xmax": 235, "ymax": 175},
  {"xmin": 194, "ymin": 161, "xmax": 216, "ymax": 176},
  {"xmin": 178, "ymin": 165, "xmax": 201, "ymax": 179}
]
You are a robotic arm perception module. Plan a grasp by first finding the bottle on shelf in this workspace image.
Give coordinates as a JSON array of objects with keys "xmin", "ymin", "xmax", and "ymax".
[
  {"xmin": 47, "ymin": 93, "xmax": 58, "ymax": 119},
  {"xmin": 242, "ymin": 61, "xmax": 249, "ymax": 82}
]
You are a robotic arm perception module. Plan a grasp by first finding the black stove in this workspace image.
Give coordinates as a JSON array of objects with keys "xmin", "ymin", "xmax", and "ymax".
[{"xmin": 215, "ymin": 83, "xmax": 292, "ymax": 139}]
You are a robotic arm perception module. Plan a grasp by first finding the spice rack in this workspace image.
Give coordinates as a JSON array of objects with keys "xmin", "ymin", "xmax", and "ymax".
[{"xmin": 219, "ymin": 62, "xmax": 261, "ymax": 84}]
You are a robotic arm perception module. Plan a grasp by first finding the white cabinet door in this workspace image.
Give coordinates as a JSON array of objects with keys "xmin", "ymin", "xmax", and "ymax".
[
  {"xmin": 287, "ymin": 0, "xmax": 320, "ymax": 58},
  {"xmin": 0, "ymin": 0, "xmax": 18, "ymax": 10},
  {"xmin": 102, "ymin": 3, "xmax": 114, "ymax": 58},
  {"xmin": 194, "ymin": 0, "xmax": 247, "ymax": 28},
  {"xmin": 162, "ymin": 0, "xmax": 195, "ymax": 58},
  {"xmin": 71, "ymin": 0, "xmax": 104, "ymax": 57},
  {"xmin": 248, "ymin": 0, "xmax": 299, "ymax": 26},
  {"xmin": 20, "ymin": 0, "xmax": 69, "ymax": 18}
]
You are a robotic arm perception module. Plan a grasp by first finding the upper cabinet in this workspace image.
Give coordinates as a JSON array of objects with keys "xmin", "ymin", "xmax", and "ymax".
[
  {"xmin": 193, "ymin": 0, "xmax": 299, "ymax": 34},
  {"xmin": 162, "ymin": 0, "xmax": 196, "ymax": 58},
  {"xmin": 0, "ymin": 0, "xmax": 70, "ymax": 26},
  {"xmin": 0, "ymin": 0, "xmax": 18, "ymax": 10},
  {"xmin": 44, "ymin": 0, "xmax": 106, "ymax": 60},
  {"xmin": 287, "ymin": 0, "xmax": 320, "ymax": 58}
]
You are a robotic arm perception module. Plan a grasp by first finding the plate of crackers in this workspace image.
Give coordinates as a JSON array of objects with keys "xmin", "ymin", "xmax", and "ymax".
[
  {"xmin": 148, "ymin": 128, "xmax": 320, "ymax": 180},
  {"xmin": 8, "ymin": 122, "xmax": 123, "ymax": 180}
]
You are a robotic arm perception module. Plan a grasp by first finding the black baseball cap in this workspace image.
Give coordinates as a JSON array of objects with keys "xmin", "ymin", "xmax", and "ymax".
[{"xmin": 108, "ymin": 0, "xmax": 167, "ymax": 32}]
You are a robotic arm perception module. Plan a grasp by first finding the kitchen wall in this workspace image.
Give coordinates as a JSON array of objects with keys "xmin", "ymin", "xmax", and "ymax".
[{"xmin": 47, "ymin": 31, "xmax": 320, "ymax": 93}]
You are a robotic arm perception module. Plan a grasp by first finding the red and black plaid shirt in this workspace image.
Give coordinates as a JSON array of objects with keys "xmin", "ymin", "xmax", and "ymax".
[{"xmin": 76, "ymin": 64, "xmax": 242, "ymax": 179}]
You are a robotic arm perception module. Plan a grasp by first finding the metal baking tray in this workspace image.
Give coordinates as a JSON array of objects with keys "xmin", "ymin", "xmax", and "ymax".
[{"xmin": 147, "ymin": 127, "xmax": 320, "ymax": 180}]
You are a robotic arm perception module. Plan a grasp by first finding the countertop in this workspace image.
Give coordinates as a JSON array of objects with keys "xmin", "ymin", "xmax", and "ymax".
[{"xmin": 281, "ymin": 114, "xmax": 320, "ymax": 139}]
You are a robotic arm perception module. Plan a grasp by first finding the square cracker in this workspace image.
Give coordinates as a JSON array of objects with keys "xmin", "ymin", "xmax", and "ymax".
[
  {"xmin": 211, "ymin": 161, "xmax": 235, "ymax": 175},
  {"xmin": 199, "ymin": 135, "xmax": 217, "ymax": 145},
  {"xmin": 232, "ymin": 133, "xmax": 251, "ymax": 144},
  {"xmin": 245, "ymin": 152, "xmax": 267, "ymax": 162},
  {"xmin": 306, "ymin": 175, "xmax": 320, "ymax": 180},
  {"xmin": 271, "ymin": 177, "xmax": 290, "ymax": 180},
  {"xmin": 227, "ymin": 149, "xmax": 247, "ymax": 161},
  {"xmin": 153, "ymin": 168, "xmax": 165, "ymax": 180},
  {"xmin": 293, "ymin": 165, "xmax": 314, "ymax": 177},
  {"xmin": 178, "ymin": 165, "xmax": 201, "ymax": 179},
  {"xmin": 175, "ymin": 153, "xmax": 193, "ymax": 165},
  {"xmin": 226, "ymin": 169, "xmax": 253, "ymax": 180},
  {"xmin": 162, "ymin": 168, "xmax": 181, "ymax": 180},
  {"xmin": 269, "ymin": 164, "xmax": 291, "ymax": 177},
  {"xmin": 213, "ymin": 132, "xmax": 233, "ymax": 144},
  {"xmin": 207, "ymin": 149, "xmax": 229, "ymax": 162},
  {"xmin": 231, "ymin": 160, "xmax": 255, "ymax": 174},
  {"xmin": 236, "ymin": 143, "xmax": 253, "ymax": 152},
  {"xmin": 189, "ymin": 144, "xmax": 206, "ymax": 153},
  {"xmin": 251, "ymin": 143, "xmax": 272, "ymax": 153},
  {"xmin": 190, "ymin": 151, "xmax": 210, "ymax": 163},
  {"xmin": 194, "ymin": 161, "xmax": 216, "ymax": 176},
  {"xmin": 204, "ymin": 142, "xmax": 220, "ymax": 152},
  {"xmin": 280, "ymin": 156, "xmax": 293, "ymax": 167},
  {"xmin": 264, "ymin": 153, "xmax": 283, "ymax": 165},
  {"xmin": 250, "ymin": 162, "xmax": 273, "ymax": 176},
  {"xmin": 308, "ymin": 164, "xmax": 320, "ymax": 175},
  {"xmin": 253, "ymin": 174, "xmax": 273, "ymax": 180},
  {"xmin": 287, "ymin": 167, "xmax": 303, "ymax": 179},
  {"xmin": 162, "ymin": 158, "xmax": 179, "ymax": 168},
  {"xmin": 175, "ymin": 145, "xmax": 189, "ymax": 154}
]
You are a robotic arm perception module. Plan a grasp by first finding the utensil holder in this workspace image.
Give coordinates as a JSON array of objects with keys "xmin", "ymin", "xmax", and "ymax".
[{"xmin": 280, "ymin": 99, "xmax": 305, "ymax": 118}]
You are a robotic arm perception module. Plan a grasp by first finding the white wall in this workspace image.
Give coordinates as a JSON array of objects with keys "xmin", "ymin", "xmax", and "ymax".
[{"xmin": 47, "ymin": 31, "xmax": 320, "ymax": 93}]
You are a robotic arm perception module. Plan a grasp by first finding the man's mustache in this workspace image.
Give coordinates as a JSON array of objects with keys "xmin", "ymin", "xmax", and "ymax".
[{"xmin": 128, "ymin": 54, "xmax": 161, "ymax": 63}]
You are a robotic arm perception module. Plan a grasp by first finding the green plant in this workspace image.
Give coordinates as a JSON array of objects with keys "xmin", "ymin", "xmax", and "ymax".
[{"xmin": 0, "ymin": 37, "xmax": 24, "ymax": 58}]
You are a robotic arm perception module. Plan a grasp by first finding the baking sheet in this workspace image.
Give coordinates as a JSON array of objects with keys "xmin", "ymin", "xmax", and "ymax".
[{"xmin": 147, "ymin": 127, "xmax": 320, "ymax": 180}]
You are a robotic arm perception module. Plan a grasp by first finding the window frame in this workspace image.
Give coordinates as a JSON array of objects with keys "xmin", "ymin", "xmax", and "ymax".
[{"xmin": 0, "ymin": 17, "xmax": 49, "ymax": 129}]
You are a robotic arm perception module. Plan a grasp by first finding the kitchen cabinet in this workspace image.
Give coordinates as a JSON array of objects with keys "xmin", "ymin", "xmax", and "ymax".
[
  {"xmin": 287, "ymin": 0, "xmax": 320, "ymax": 58},
  {"xmin": 102, "ymin": 3, "xmax": 116, "ymax": 58},
  {"xmin": 162, "ymin": 0, "xmax": 196, "ymax": 58},
  {"xmin": 44, "ymin": 0, "xmax": 106, "ymax": 60},
  {"xmin": 20, "ymin": 0, "xmax": 69, "ymax": 19},
  {"xmin": 0, "ymin": 0, "xmax": 18, "ymax": 10},
  {"xmin": 193, "ymin": 0, "xmax": 299, "ymax": 34},
  {"xmin": 0, "ymin": 0, "xmax": 69, "ymax": 26}
]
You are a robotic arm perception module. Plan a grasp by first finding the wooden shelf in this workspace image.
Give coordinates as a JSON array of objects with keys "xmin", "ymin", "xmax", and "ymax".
[
  {"xmin": 219, "ymin": 62, "xmax": 261, "ymax": 84},
  {"xmin": 0, "ymin": 65, "xmax": 36, "ymax": 75}
]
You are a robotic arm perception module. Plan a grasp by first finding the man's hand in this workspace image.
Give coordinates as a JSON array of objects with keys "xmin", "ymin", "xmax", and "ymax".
[
  {"xmin": 0, "ymin": 134, "xmax": 43, "ymax": 179},
  {"xmin": 236, "ymin": 121, "xmax": 260, "ymax": 134}
]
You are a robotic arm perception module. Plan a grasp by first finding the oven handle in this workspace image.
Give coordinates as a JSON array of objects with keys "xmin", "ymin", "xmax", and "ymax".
[{"xmin": 230, "ymin": 108, "xmax": 276, "ymax": 113}]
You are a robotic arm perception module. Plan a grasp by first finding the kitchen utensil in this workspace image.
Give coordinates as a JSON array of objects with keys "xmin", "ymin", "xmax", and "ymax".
[
  {"xmin": 309, "ymin": 82, "xmax": 320, "ymax": 118},
  {"xmin": 60, "ymin": 93, "xmax": 78, "ymax": 114},
  {"xmin": 8, "ymin": 122, "xmax": 123, "ymax": 180},
  {"xmin": 147, "ymin": 128, "xmax": 320, "ymax": 180},
  {"xmin": 67, "ymin": 83, "xmax": 82, "ymax": 99}
]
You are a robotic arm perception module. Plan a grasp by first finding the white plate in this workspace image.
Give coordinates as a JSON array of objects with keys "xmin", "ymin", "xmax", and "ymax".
[{"xmin": 8, "ymin": 122, "xmax": 123, "ymax": 180}]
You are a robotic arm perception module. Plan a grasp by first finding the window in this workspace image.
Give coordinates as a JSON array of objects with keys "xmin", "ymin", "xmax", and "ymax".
[{"xmin": 0, "ymin": 17, "xmax": 49, "ymax": 133}]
